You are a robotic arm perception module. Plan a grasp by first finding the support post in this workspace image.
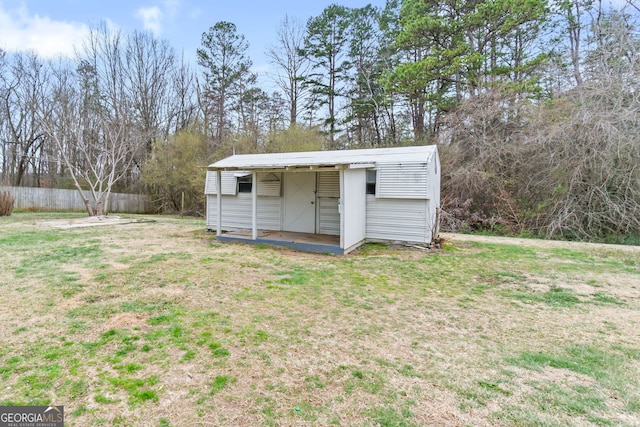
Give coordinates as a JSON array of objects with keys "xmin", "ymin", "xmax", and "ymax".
[
  {"xmin": 339, "ymin": 169, "xmax": 344, "ymax": 250},
  {"xmin": 216, "ymin": 170, "xmax": 222, "ymax": 236},
  {"xmin": 251, "ymin": 170, "xmax": 258, "ymax": 240}
]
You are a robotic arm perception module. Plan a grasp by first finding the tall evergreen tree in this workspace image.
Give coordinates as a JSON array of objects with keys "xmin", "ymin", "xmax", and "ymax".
[
  {"xmin": 385, "ymin": 0, "xmax": 549, "ymax": 139},
  {"xmin": 345, "ymin": 4, "xmax": 386, "ymax": 147},
  {"xmin": 303, "ymin": 4, "xmax": 352, "ymax": 148},
  {"xmin": 197, "ymin": 21, "xmax": 255, "ymax": 148}
]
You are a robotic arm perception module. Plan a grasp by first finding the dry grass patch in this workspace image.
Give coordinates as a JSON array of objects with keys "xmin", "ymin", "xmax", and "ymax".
[{"xmin": 0, "ymin": 213, "xmax": 639, "ymax": 426}]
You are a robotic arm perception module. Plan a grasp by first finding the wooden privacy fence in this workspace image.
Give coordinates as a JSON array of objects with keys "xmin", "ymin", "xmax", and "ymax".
[{"xmin": 0, "ymin": 186, "xmax": 149, "ymax": 213}]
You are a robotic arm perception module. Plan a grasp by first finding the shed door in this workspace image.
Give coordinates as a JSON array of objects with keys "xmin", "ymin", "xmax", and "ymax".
[{"xmin": 284, "ymin": 173, "xmax": 316, "ymax": 233}]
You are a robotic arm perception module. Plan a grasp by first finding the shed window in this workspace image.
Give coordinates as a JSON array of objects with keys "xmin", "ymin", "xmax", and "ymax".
[
  {"xmin": 366, "ymin": 170, "xmax": 377, "ymax": 195},
  {"xmin": 238, "ymin": 175, "xmax": 253, "ymax": 193}
]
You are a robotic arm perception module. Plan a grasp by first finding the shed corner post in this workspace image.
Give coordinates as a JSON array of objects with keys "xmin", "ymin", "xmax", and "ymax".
[
  {"xmin": 215, "ymin": 170, "xmax": 222, "ymax": 236},
  {"xmin": 251, "ymin": 170, "xmax": 258, "ymax": 240},
  {"xmin": 339, "ymin": 169, "xmax": 345, "ymax": 250}
]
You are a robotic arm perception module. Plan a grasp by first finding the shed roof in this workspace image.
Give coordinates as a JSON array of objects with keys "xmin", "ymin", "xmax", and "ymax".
[{"xmin": 208, "ymin": 145, "xmax": 437, "ymax": 171}]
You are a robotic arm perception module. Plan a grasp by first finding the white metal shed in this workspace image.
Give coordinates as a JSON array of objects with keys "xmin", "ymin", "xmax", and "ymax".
[{"xmin": 205, "ymin": 145, "xmax": 440, "ymax": 254}]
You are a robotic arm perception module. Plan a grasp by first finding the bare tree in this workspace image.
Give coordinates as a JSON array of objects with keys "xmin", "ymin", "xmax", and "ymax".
[
  {"xmin": 125, "ymin": 30, "xmax": 176, "ymax": 142},
  {"xmin": 0, "ymin": 48, "xmax": 6, "ymax": 183},
  {"xmin": 168, "ymin": 53, "xmax": 197, "ymax": 133},
  {"xmin": 552, "ymin": 0, "xmax": 598, "ymax": 88},
  {"xmin": 541, "ymin": 10, "xmax": 640, "ymax": 239},
  {"xmin": 266, "ymin": 15, "xmax": 311, "ymax": 127},
  {"xmin": 38, "ymin": 25, "xmax": 149, "ymax": 216},
  {"xmin": 0, "ymin": 53, "xmax": 49, "ymax": 186}
]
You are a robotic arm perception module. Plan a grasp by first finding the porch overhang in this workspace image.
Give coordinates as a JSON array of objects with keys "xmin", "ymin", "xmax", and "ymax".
[{"xmin": 207, "ymin": 162, "xmax": 375, "ymax": 173}]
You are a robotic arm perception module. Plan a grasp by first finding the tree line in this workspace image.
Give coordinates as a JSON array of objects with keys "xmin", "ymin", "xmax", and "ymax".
[{"xmin": 1, "ymin": 0, "xmax": 639, "ymax": 241}]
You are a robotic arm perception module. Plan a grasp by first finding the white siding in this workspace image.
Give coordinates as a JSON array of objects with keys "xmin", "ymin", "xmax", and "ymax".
[
  {"xmin": 427, "ymin": 153, "xmax": 441, "ymax": 238},
  {"xmin": 257, "ymin": 172, "xmax": 281, "ymax": 197},
  {"xmin": 220, "ymin": 193, "xmax": 252, "ymax": 228},
  {"xmin": 204, "ymin": 171, "xmax": 217, "ymax": 195},
  {"xmin": 204, "ymin": 171, "xmax": 240, "ymax": 195},
  {"xmin": 318, "ymin": 171, "xmax": 340, "ymax": 197},
  {"xmin": 257, "ymin": 197, "xmax": 281, "ymax": 230},
  {"xmin": 341, "ymin": 169, "xmax": 367, "ymax": 252},
  {"xmin": 319, "ymin": 199, "xmax": 339, "ymax": 235},
  {"xmin": 365, "ymin": 197, "xmax": 428, "ymax": 243},
  {"xmin": 206, "ymin": 195, "xmax": 218, "ymax": 229},
  {"xmin": 206, "ymin": 194, "xmax": 281, "ymax": 231},
  {"xmin": 221, "ymin": 171, "xmax": 238, "ymax": 195},
  {"xmin": 376, "ymin": 162, "xmax": 428, "ymax": 199},
  {"xmin": 317, "ymin": 171, "xmax": 340, "ymax": 235}
]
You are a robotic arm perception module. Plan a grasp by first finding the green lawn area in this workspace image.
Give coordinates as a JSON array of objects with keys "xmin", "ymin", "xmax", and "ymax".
[{"xmin": 1, "ymin": 212, "xmax": 639, "ymax": 426}]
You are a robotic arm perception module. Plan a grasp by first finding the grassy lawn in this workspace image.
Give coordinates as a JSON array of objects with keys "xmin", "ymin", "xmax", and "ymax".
[{"xmin": 0, "ymin": 212, "xmax": 639, "ymax": 426}]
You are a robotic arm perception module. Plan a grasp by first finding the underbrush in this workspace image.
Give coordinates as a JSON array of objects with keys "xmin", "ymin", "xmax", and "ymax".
[{"xmin": 0, "ymin": 190, "xmax": 15, "ymax": 216}]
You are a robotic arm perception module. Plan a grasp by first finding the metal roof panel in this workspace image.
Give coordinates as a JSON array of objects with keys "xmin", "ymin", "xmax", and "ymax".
[{"xmin": 208, "ymin": 146, "xmax": 437, "ymax": 170}]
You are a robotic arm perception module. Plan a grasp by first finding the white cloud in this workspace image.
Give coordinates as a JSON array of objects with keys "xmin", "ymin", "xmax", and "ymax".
[
  {"xmin": 135, "ymin": 6, "xmax": 163, "ymax": 36},
  {"xmin": 163, "ymin": 0, "xmax": 180, "ymax": 20},
  {"xmin": 135, "ymin": 2, "xmax": 184, "ymax": 36},
  {"xmin": 0, "ymin": 4, "xmax": 89, "ymax": 58}
]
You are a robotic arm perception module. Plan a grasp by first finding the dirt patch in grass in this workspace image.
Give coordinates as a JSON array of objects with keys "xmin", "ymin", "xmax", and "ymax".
[
  {"xmin": 37, "ymin": 215, "xmax": 155, "ymax": 229},
  {"xmin": 102, "ymin": 313, "xmax": 149, "ymax": 331},
  {"xmin": 56, "ymin": 294, "xmax": 86, "ymax": 311}
]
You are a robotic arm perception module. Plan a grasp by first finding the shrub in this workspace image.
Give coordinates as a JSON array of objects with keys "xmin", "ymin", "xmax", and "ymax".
[
  {"xmin": 0, "ymin": 190, "xmax": 15, "ymax": 216},
  {"xmin": 440, "ymin": 197, "xmax": 502, "ymax": 233}
]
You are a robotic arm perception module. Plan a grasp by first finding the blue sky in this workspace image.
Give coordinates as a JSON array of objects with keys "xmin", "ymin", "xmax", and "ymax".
[{"xmin": 0, "ymin": 0, "xmax": 388, "ymax": 84}]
